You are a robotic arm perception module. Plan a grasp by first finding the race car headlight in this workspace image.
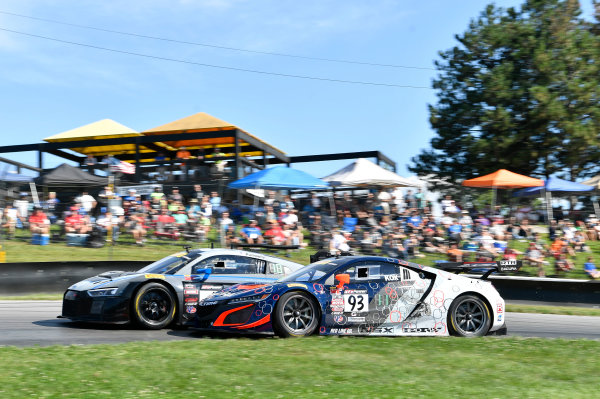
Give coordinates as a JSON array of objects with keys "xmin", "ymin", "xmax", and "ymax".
[
  {"xmin": 87, "ymin": 288, "xmax": 119, "ymax": 297},
  {"xmin": 229, "ymin": 294, "xmax": 269, "ymax": 303}
]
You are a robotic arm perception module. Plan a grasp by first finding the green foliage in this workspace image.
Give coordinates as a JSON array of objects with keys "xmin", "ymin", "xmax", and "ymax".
[{"xmin": 410, "ymin": 0, "xmax": 600, "ymax": 186}]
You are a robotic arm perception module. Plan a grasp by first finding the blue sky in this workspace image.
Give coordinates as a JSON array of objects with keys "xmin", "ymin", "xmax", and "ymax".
[{"xmin": 0, "ymin": 0, "xmax": 596, "ymax": 178}]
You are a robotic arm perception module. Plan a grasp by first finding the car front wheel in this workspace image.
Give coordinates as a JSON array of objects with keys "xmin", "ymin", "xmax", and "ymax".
[
  {"xmin": 272, "ymin": 292, "xmax": 319, "ymax": 338},
  {"xmin": 132, "ymin": 283, "xmax": 176, "ymax": 330}
]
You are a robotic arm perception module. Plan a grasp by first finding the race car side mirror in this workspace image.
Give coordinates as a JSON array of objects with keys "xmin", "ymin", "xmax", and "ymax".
[{"xmin": 335, "ymin": 274, "xmax": 350, "ymax": 290}]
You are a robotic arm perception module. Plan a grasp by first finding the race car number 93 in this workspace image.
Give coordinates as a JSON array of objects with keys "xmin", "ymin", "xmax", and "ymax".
[{"xmin": 344, "ymin": 294, "xmax": 368, "ymax": 312}]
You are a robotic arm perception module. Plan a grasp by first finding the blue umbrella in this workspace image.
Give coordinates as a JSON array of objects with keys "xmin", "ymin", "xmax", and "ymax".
[
  {"xmin": 513, "ymin": 176, "xmax": 595, "ymax": 222},
  {"xmin": 228, "ymin": 166, "xmax": 329, "ymax": 190},
  {"xmin": 513, "ymin": 176, "xmax": 594, "ymax": 197}
]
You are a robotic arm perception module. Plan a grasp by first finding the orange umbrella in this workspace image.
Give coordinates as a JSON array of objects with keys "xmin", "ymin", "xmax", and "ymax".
[{"xmin": 462, "ymin": 169, "xmax": 544, "ymax": 189}]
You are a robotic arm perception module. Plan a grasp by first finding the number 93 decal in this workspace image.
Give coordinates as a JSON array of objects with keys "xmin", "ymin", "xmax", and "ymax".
[{"xmin": 343, "ymin": 293, "xmax": 369, "ymax": 312}]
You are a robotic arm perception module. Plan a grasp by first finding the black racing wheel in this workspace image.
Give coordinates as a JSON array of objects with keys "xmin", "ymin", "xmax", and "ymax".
[
  {"xmin": 272, "ymin": 291, "xmax": 319, "ymax": 338},
  {"xmin": 448, "ymin": 294, "xmax": 491, "ymax": 337},
  {"xmin": 132, "ymin": 283, "xmax": 176, "ymax": 330}
]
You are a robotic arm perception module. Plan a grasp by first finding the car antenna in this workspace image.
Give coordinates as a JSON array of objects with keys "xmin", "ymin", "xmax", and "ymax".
[{"xmin": 183, "ymin": 245, "xmax": 191, "ymax": 253}]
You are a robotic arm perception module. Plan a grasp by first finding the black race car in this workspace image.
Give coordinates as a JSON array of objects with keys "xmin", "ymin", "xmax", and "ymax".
[{"xmin": 60, "ymin": 248, "xmax": 303, "ymax": 329}]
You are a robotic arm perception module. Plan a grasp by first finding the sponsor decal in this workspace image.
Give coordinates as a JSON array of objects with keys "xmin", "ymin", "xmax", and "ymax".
[
  {"xmin": 498, "ymin": 260, "xmax": 520, "ymax": 272},
  {"xmin": 287, "ymin": 283, "xmax": 306, "ymax": 288},
  {"xmin": 343, "ymin": 291, "xmax": 368, "ymax": 313},
  {"xmin": 347, "ymin": 316, "xmax": 366, "ymax": 323},
  {"xmin": 184, "ymin": 288, "xmax": 199, "ymax": 295},
  {"xmin": 329, "ymin": 328, "xmax": 353, "ymax": 334},
  {"xmin": 186, "ymin": 306, "xmax": 197, "ymax": 314},
  {"xmin": 201, "ymin": 285, "xmax": 223, "ymax": 290},
  {"xmin": 199, "ymin": 301, "xmax": 218, "ymax": 306},
  {"xmin": 334, "ymin": 315, "xmax": 347, "ymax": 324},
  {"xmin": 384, "ymin": 274, "xmax": 402, "ymax": 282},
  {"xmin": 497, "ymin": 302, "xmax": 504, "ymax": 314},
  {"xmin": 403, "ymin": 327, "xmax": 443, "ymax": 333},
  {"xmin": 185, "ymin": 301, "xmax": 198, "ymax": 306},
  {"xmin": 185, "ymin": 297, "xmax": 198, "ymax": 303},
  {"xmin": 498, "ymin": 315, "xmax": 503, "ymax": 322},
  {"xmin": 330, "ymin": 294, "xmax": 344, "ymax": 313},
  {"xmin": 372, "ymin": 327, "xmax": 394, "ymax": 334},
  {"xmin": 144, "ymin": 274, "xmax": 165, "ymax": 279}
]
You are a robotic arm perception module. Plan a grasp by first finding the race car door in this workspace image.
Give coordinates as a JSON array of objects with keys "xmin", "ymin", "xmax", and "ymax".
[
  {"xmin": 182, "ymin": 255, "xmax": 268, "ymax": 321},
  {"xmin": 323, "ymin": 261, "xmax": 432, "ymax": 334}
]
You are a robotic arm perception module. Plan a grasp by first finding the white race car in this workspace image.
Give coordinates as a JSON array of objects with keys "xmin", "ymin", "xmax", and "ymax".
[{"xmin": 190, "ymin": 255, "xmax": 518, "ymax": 337}]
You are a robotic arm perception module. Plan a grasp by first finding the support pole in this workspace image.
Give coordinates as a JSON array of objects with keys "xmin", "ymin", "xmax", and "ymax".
[{"xmin": 134, "ymin": 138, "xmax": 141, "ymax": 183}]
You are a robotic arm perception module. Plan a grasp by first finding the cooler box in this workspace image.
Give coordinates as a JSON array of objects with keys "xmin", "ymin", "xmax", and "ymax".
[
  {"xmin": 31, "ymin": 234, "xmax": 50, "ymax": 246},
  {"xmin": 67, "ymin": 233, "xmax": 88, "ymax": 246}
]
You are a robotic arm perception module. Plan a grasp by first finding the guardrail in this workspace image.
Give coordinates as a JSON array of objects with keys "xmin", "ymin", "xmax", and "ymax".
[
  {"xmin": 1, "ymin": 262, "xmax": 599, "ymax": 304},
  {"xmin": 0, "ymin": 261, "xmax": 149, "ymax": 295},
  {"xmin": 485, "ymin": 275, "xmax": 600, "ymax": 305}
]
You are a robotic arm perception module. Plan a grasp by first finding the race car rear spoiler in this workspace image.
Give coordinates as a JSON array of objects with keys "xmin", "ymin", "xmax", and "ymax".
[{"xmin": 436, "ymin": 260, "xmax": 522, "ymax": 279}]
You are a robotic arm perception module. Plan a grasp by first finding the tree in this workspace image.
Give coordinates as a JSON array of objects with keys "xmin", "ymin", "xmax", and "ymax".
[{"xmin": 409, "ymin": 0, "xmax": 600, "ymax": 186}]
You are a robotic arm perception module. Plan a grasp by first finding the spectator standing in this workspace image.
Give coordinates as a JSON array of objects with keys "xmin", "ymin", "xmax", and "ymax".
[
  {"xmin": 192, "ymin": 184, "xmax": 205, "ymax": 201},
  {"xmin": 169, "ymin": 187, "xmax": 183, "ymax": 204},
  {"xmin": 77, "ymin": 191, "xmax": 97, "ymax": 215},
  {"xmin": 2, "ymin": 204, "xmax": 19, "ymax": 239},
  {"xmin": 14, "ymin": 193, "xmax": 30, "ymax": 222}
]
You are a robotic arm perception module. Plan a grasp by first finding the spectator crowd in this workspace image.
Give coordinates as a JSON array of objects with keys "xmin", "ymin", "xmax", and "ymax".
[{"xmin": 1, "ymin": 184, "xmax": 599, "ymax": 278}]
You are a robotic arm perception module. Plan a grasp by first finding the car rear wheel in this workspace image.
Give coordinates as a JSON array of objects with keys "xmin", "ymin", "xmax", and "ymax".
[
  {"xmin": 273, "ymin": 292, "xmax": 319, "ymax": 338},
  {"xmin": 448, "ymin": 295, "xmax": 491, "ymax": 337},
  {"xmin": 132, "ymin": 283, "xmax": 176, "ymax": 330}
]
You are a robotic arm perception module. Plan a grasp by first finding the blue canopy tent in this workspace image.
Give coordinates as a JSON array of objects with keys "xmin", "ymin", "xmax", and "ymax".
[
  {"xmin": 228, "ymin": 166, "xmax": 329, "ymax": 190},
  {"xmin": 229, "ymin": 166, "xmax": 330, "ymax": 214},
  {"xmin": 514, "ymin": 177, "xmax": 595, "ymax": 221}
]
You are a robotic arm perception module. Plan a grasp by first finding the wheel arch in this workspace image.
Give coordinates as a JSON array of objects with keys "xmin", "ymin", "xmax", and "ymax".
[{"xmin": 277, "ymin": 289, "xmax": 322, "ymax": 324}]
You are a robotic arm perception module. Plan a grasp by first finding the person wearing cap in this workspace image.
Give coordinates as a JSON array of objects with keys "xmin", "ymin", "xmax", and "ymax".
[{"xmin": 240, "ymin": 220, "xmax": 264, "ymax": 244}]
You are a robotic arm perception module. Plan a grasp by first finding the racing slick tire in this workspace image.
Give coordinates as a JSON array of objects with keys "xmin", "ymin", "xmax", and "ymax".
[
  {"xmin": 448, "ymin": 294, "xmax": 491, "ymax": 337},
  {"xmin": 272, "ymin": 291, "xmax": 319, "ymax": 338},
  {"xmin": 132, "ymin": 283, "xmax": 177, "ymax": 330}
]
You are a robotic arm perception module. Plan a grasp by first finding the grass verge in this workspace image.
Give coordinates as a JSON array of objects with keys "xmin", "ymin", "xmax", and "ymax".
[{"xmin": 0, "ymin": 337, "xmax": 599, "ymax": 398}]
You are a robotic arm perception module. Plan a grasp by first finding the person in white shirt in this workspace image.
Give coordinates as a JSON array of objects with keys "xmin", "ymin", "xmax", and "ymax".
[
  {"xmin": 330, "ymin": 231, "xmax": 351, "ymax": 254},
  {"xmin": 77, "ymin": 191, "xmax": 97, "ymax": 214},
  {"xmin": 282, "ymin": 209, "xmax": 299, "ymax": 226}
]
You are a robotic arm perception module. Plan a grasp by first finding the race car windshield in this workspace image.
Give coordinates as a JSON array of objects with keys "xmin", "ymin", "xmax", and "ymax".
[
  {"xmin": 137, "ymin": 255, "xmax": 192, "ymax": 275},
  {"xmin": 279, "ymin": 261, "xmax": 340, "ymax": 283}
]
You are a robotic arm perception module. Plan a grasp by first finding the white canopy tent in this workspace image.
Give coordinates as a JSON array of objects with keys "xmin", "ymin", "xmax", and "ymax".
[{"xmin": 322, "ymin": 158, "xmax": 418, "ymax": 187}]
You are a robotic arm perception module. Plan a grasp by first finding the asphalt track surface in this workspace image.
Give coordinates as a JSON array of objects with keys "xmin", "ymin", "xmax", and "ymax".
[{"xmin": 1, "ymin": 300, "xmax": 599, "ymax": 347}]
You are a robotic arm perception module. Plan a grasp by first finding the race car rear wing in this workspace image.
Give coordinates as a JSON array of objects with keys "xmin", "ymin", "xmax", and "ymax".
[{"xmin": 435, "ymin": 260, "xmax": 522, "ymax": 280}]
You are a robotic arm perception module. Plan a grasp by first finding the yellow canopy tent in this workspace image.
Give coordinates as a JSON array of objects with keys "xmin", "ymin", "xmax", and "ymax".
[
  {"xmin": 43, "ymin": 119, "xmax": 171, "ymax": 160},
  {"xmin": 142, "ymin": 112, "xmax": 285, "ymax": 159}
]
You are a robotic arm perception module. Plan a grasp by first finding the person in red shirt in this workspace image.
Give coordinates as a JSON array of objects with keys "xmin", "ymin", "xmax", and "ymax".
[
  {"xmin": 65, "ymin": 210, "xmax": 90, "ymax": 234},
  {"xmin": 156, "ymin": 209, "xmax": 175, "ymax": 233},
  {"xmin": 29, "ymin": 208, "xmax": 50, "ymax": 235},
  {"xmin": 264, "ymin": 220, "xmax": 289, "ymax": 246}
]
